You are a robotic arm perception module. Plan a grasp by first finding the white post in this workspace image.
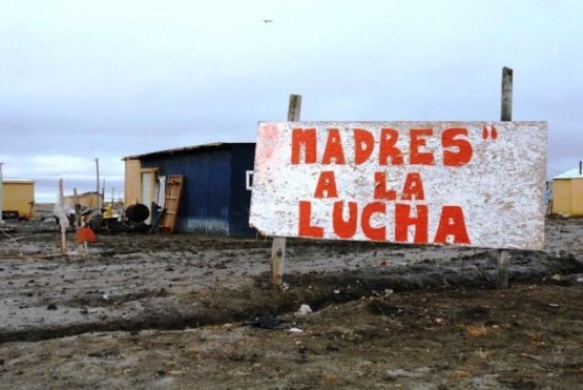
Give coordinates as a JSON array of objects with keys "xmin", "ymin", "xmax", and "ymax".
[{"xmin": 73, "ymin": 188, "xmax": 81, "ymax": 228}]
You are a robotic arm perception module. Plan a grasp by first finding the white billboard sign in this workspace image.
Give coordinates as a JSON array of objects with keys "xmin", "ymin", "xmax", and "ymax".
[{"xmin": 250, "ymin": 121, "xmax": 547, "ymax": 250}]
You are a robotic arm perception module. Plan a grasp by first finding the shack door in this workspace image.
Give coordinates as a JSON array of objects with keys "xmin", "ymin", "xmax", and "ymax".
[
  {"xmin": 157, "ymin": 176, "xmax": 166, "ymax": 206},
  {"xmin": 140, "ymin": 169, "xmax": 157, "ymax": 224}
]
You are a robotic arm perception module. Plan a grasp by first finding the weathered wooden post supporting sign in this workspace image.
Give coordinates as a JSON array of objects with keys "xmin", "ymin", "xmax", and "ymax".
[
  {"xmin": 498, "ymin": 66, "xmax": 514, "ymax": 289},
  {"xmin": 250, "ymin": 120, "xmax": 547, "ymax": 252},
  {"xmin": 269, "ymin": 94, "xmax": 302, "ymax": 288}
]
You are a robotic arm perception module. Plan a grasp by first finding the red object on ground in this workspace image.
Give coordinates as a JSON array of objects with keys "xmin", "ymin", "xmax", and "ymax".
[{"xmin": 76, "ymin": 227, "xmax": 96, "ymax": 244}]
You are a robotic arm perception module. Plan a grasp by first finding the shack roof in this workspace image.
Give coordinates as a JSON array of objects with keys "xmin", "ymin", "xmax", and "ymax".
[
  {"xmin": 1, "ymin": 179, "xmax": 35, "ymax": 184},
  {"xmin": 554, "ymin": 168, "xmax": 583, "ymax": 180},
  {"xmin": 122, "ymin": 142, "xmax": 255, "ymax": 161}
]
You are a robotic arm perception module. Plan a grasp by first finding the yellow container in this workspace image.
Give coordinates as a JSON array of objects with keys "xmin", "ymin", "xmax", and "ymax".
[{"xmin": 2, "ymin": 180, "xmax": 35, "ymax": 220}]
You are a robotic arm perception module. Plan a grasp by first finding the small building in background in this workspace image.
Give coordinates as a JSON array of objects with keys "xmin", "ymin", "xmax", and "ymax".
[
  {"xmin": 123, "ymin": 142, "xmax": 257, "ymax": 237},
  {"xmin": 63, "ymin": 191, "xmax": 102, "ymax": 210},
  {"xmin": 552, "ymin": 165, "xmax": 583, "ymax": 216},
  {"xmin": 1, "ymin": 180, "xmax": 35, "ymax": 220}
]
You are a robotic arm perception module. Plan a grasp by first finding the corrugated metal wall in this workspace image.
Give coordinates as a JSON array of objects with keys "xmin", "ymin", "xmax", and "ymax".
[
  {"xmin": 136, "ymin": 143, "xmax": 257, "ymax": 236},
  {"xmin": 140, "ymin": 147, "xmax": 231, "ymax": 235}
]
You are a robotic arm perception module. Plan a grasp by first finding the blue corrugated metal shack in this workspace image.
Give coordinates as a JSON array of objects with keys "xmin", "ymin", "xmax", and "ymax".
[{"xmin": 124, "ymin": 143, "xmax": 257, "ymax": 237}]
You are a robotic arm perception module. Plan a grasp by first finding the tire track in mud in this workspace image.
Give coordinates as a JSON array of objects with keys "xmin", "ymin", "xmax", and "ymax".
[{"xmin": 2, "ymin": 251, "xmax": 582, "ymax": 343}]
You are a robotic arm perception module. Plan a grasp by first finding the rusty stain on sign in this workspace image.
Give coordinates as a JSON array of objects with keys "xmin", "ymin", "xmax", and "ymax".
[{"xmin": 250, "ymin": 121, "xmax": 547, "ymax": 250}]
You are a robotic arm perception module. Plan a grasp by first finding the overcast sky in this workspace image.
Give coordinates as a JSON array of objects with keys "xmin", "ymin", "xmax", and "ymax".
[{"xmin": 1, "ymin": 0, "xmax": 581, "ymax": 201}]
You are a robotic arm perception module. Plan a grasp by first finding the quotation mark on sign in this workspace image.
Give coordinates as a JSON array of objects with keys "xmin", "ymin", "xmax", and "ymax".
[{"xmin": 482, "ymin": 125, "xmax": 498, "ymax": 140}]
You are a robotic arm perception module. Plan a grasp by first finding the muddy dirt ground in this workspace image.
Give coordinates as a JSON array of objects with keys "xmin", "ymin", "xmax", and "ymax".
[{"xmin": 1, "ymin": 214, "xmax": 583, "ymax": 389}]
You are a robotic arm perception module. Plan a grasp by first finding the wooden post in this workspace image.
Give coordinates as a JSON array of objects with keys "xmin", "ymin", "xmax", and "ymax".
[
  {"xmin": 270, "ymin": 94, "xmax": 302, "ymax": 288},
  {"xmin": 498, "ymin": 67, "xmax": 513, "ymax": 289},
  {"xmin": 73, "ymin": 188, "xmax": 86, "ymax": 255},
  {"xmin": 73, "ymin": 188, "xmax": 81, "ymax": 228},
  {"xmin": 497, "ymin": 249, "xmax": 510, "ymax": 289},
  {"xmin": 501, "ymin": 67, "xmax": 513, "ymax": 122},
  {"xmin": 101, "ymin": 178, "xmax": 105, "ymax": 209},
  {"xmin": 59, "ymin": 179, "xmax": 67, "ymax": 255},
  {"xmin": 95, "ymin": 158, "xmax": 101, "ymax": 209}
]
